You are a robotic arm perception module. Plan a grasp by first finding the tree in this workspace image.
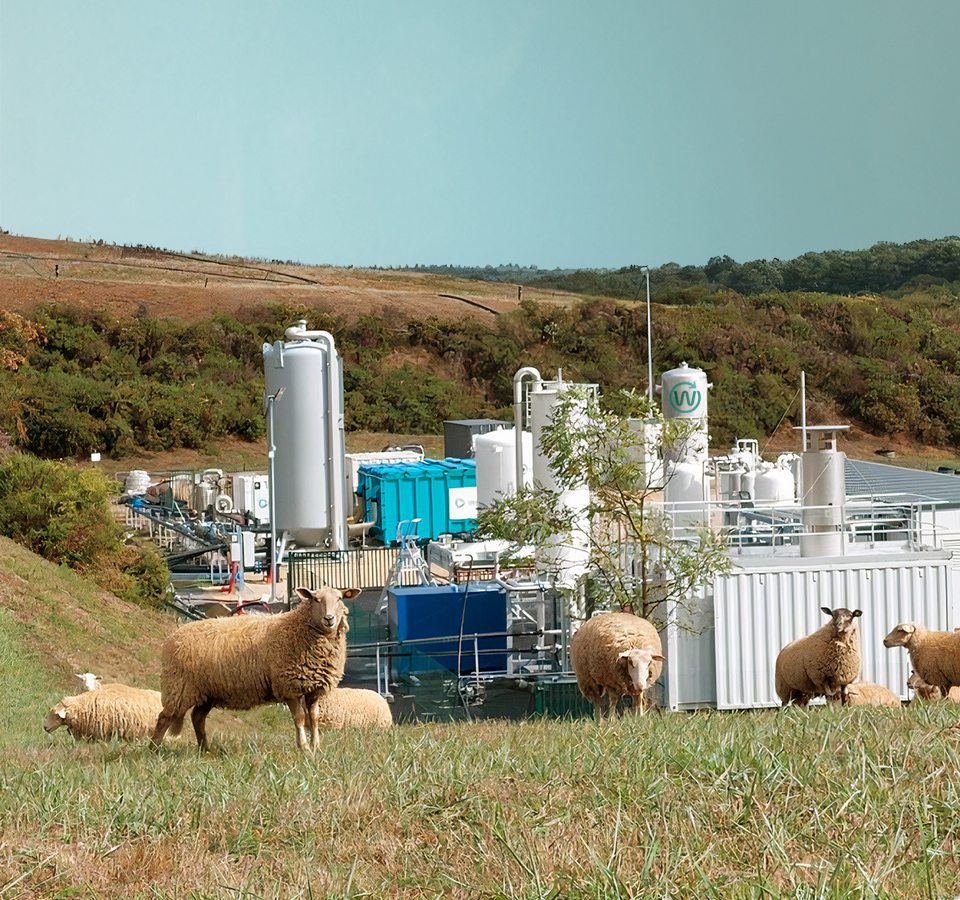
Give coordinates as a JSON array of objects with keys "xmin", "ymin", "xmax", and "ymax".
[{"xmin": 476, "ymin": 385, "xmax": 731, "ymax": 625}]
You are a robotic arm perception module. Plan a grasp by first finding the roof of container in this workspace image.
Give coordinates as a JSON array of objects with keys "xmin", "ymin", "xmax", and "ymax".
[{"xmin": 844, "ymin": 458, "xmax": 960, "ymax": 508}]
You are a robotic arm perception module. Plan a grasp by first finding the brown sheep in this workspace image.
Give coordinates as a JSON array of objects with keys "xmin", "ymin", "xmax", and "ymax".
[
  {"xmin": 313, "ymin": 687, "xmax": 394, "ymax": 730},
  {"xmin": 775, "ymin": 607, "xmax": 862, "ymax": 706},
  {"xmin": 884, "ymin": 623, "xmax": 960, "ymax": 700},
  {"xmin": 152, "ymin": 586, "xmax": 359, "ymax": 751},
  {"xmin": 45, "ymin": 683, "xmax": 176, "ymax": 741},
  {"xmin": 827, "ymin": 680, "xmax": 901, "ymax": 708},
  {"xmin": 570, "ymin": 612, "xmax": 664, "ymax": 719},
  {"xmin": 907, "ymin": 669, "xmax": 960, "ymax": 702}
]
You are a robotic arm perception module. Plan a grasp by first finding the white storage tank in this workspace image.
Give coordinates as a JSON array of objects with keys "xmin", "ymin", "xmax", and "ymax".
[
  {"xmin": 528, "ymin": 377, "xmax": 595, "ymax": 589},
  {"xmin": 124, "ymin": 470, "xmax": 151, "ymax": 496},
  {"xmin": 474, "ymin": 428, "xmax": 533, "ymax": 509},
  {"xmin": 263, "ymin": 323, "xmax": 348, "ymax": 549},
  {"xmin": 658, "ymin": 362, "xmax": 711, "ymax": 465},
  {"xmin": 753, "ymin": 462, "xmax": 796, "ymax": 504}
]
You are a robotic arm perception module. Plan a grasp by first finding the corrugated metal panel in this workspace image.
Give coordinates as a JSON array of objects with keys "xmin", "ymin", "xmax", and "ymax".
[{"xmin": 709, "ymin": 553, "xmax": 956, "ymax": 709}]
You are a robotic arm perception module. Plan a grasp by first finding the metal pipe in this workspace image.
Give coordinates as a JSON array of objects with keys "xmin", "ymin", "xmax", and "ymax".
[
  {"xmin": 512, "ymin": 367, "xmax": 541, "ymax": 493},
  {"xmin": 641, "ymin": 266, "xmax": 653, "ymax": 405}
]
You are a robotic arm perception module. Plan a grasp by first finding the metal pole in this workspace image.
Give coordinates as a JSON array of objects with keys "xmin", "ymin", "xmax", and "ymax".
[
  {"xmin": 267, "ymin": 387, "xmax": 285, "ymax": 605},
  {"xmin": 642, "ymin": 265, "xmax": 653, "ymax": 405}
]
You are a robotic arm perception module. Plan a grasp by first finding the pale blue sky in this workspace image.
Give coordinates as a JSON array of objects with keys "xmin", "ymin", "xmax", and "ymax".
[{"xmin": 1, "ymin": 2, "xmax": 958, "ymax": 270}]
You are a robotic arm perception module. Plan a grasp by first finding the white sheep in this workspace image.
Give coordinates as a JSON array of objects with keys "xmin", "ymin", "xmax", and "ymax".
[
  {"xmin": 74, "ymin": 672, "xmax": 102, "ymax": 692},
  {"xmin": 907, "ymin": 668, "xmax": 960, "ymax": 703},
  {"xmin": 774, "ymin": 606, "xmax": 862, "ymax": 707},
  {"xmin": 826, "ymin": 680, "xmax": 901, "ymax": 708},
  {"xmin": 44, "ymin": 683, "xmax": 175, "ymax": 741},
  {"xmin": 151, "ymin": 586, "xmax": 359, "ymax": 751},
  {"xmin": 313, "ymin": 687, "xmax": 394, "ymax": 730},
  {"xmin": 570, "ymin": 611, "xmax": 664, "ymax": 719},
  {"xmin": 884, "ymin": 623, "xmax": 960, "ymax": 700}
]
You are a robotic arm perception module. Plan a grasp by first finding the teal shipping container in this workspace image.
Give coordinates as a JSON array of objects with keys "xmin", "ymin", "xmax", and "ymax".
[{"xmin": 358, "ymin": 458, "xmax": 477, "ymax": 544}]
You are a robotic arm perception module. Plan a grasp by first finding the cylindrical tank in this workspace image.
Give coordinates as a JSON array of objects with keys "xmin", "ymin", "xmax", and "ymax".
[
  {"xmin": 754, "ymin": 463, "xmax": 796, "ymax": 503},
  {"xmin": 263, "ymin": 333, "xmax": 347, "ymax": 548},
  {"xmin": 660, "ymin": 362, "xmax": 709, "ymax": 420},
  {"xmin": 658, "ymin": 362, "xmax": 710, "ymax": 465},
  {"xmin": 124, "ymin": 470, "xmax": 151, "ymax": 496},
  {"xmin": 474, "ymin": 428, "xmax": 533, "ymax": 509},
  {"xmin": 664, "ymin": 460, "xmax": 707, "ymax": 530},
  {"xmin": 527, "ymin": 377, "xmax": 594, "ymax": 588}
]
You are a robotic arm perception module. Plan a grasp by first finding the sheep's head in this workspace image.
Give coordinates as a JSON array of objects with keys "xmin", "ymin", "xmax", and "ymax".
[
  {"xmin": 43, "ymin": 703, "xmax": 69, "ymax": 733},
  {"xmin": 296, "ymin": 586, "xmax": 360, "ymax": 635},
  {"xmin": 883, "ymin": 622, "xmax": 916, "ymax": 648},
  {"xmin": 821, "ymin": 607, "xmax": 862, "ymax": 636},
  {"xmin": 617, "ymin": 648, "xmax": 665, "ymax": 691},
  {"xmin": 74, "ymin": 672, "xmax": 101, "ymax": 692},
  {"xmin": 907, "ymin": 669, "xmax": 934, "ymax": 694}
]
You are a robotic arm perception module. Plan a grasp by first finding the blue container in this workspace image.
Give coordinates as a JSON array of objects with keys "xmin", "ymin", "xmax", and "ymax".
[
  {"xmin": 358, "ymin": 458, "xmax": 477, "ymax": 544},
  {"xmin": 389, "ymin": 582, "xmax": 507, "ymax": 674}
]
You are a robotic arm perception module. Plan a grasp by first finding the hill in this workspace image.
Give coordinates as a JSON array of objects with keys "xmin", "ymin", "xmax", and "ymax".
[{"xmin": 0, "ymin": 232, "xmax": 565, "ymax": 324}]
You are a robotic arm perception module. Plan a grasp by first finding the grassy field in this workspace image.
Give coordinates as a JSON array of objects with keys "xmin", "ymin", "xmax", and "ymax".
[{"xmin": 4, "ymin": 538, "xmax": 960, "ymax": 898}]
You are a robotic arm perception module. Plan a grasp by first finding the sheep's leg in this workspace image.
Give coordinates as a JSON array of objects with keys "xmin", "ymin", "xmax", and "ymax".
[
  {"xmin": 286, "ymin": 697, "xmax": 311, "ymax": 750},
  {"xmin": 191, "ymin": 701, "xmax": 214, "ymax": 751}
]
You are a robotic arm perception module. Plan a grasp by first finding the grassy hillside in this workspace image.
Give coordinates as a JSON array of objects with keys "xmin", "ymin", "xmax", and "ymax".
[{"xmin": 4, "ymin": 536, "xmax": 960, "ymax": 898}]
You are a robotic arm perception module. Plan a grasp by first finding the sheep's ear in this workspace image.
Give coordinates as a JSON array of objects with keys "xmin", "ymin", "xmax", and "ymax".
[
  {"xmin": 56, "ymin": 708, "xmax": 66, "ymax": 721},
  {"xmin": 903, "ymin": 623, "xmax": 916, "ymax": 634},
  {"xmin": 294, "ymin": 587, "xmax": 314, "ymax": 602},
  {"xmin": 341, "ymin": 588, "xmax": 361, "ymax": 600},
  {"xmin": 652, "ymin": 654, "xmax": 665, "ymax": 662},
  {"xmin": 852, "ymin": 609, "xmax": 862, "ymax": 618},
  {"xmin": 821, "ymin": 607, "xmax": 832, "ymax": 616}
]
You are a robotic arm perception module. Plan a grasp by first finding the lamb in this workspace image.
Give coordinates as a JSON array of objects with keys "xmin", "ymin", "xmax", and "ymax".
[
  {"xmin": 313, "ymin": 687, "xmax": 394, "ymax": 730},
  {"xmin": 570, "ymin": 611, "xmax": 664, "ymax": 719},
  {"xmin": 151, "ymin": 585, "xmax": 359, "ymax": 751},
  {"xmin": 774, "ymin": 607, "xmax": 862, "ymax": 707},
  {"xmin": 907, "ymin": 670, "xmax": 960, "ymax": 702},
  {"xmin": 883, "ymin": 623, "xmax": 960, "ymax": 700},
  {"xmin": 74, "ymin": 672, "xmax": 102, "ymax": 692},
  {"xmin": 826, "ymin": 680, "xmax": 901, "ymax": 707},
  {"xmin": 44, "ymin": 683, "xmax": 173, "ymax": 741}
]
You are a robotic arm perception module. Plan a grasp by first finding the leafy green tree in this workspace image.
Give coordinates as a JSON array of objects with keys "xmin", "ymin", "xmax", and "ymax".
[{"xmin": 476, "ymin": 386, "xmax": 731, "ymax": 624}]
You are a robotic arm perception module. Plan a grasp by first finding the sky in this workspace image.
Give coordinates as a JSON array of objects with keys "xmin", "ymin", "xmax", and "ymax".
[{"xmin": 1, "ymin": 1, "xmax": 959, "ymax": 271}]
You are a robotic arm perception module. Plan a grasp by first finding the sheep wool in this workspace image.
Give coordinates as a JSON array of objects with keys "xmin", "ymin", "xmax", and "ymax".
[
  {"xmin": 570, "ymin": 611, "xmax": 664, "ymax": 718},
  {"xmin": 152, "ymin": 586, "xmax": 359, "ymax": 751},
  {"xmin": 828, "ymin": 681, "xmax": 901, "ymax": 708},
  {"xmin": 775, "ymin": 606, "xmax": 863, "ymax": 706},
  {"xmin": 313, "ymin": 687, "xmax": 394, "ymax": 730},
  {"xmin": 907, "ymin": 669, "xmax": 960, "ymax": 703},
  {"xmin": 44, "ymin": 683, "xmax": 171, "ymax": 742},
  {"xmin": 884, "ymin": 623, "xmax": 960, "ymax": 700}
]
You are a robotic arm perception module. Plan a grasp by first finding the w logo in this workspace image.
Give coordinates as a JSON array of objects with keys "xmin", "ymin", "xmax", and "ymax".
[{"xmin": 669, "ymin": 381, "xmax": 702, "ymax": 414}]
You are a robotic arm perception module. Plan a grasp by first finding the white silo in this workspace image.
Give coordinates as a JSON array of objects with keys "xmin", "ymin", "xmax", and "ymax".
[
  {"xmin": 262, "ymin": 322, "xmax": 348, "ymax": 550},
  {"xmin": 474, "ymin": 427, "xmax": 533, "ymax": 509},
  {"xmin": 796, "ymin": 425, "xmax": 848, "ymax": 558},
  {"xmin": 659, "ymin": 363, "xmax": 711, "ymax": 528},
  {"xmin": 528, "ymin": 375, "xmax": 595, "ymax": 589}
]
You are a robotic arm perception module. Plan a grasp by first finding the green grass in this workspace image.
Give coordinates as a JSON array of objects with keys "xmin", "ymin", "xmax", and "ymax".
[{"xmin": 3, "ymin": 536, "xmax": 960, "ymax": 898}]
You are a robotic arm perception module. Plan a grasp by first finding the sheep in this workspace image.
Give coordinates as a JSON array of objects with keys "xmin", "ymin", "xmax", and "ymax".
[
  {"xmin": 74, "ymin": 672, "xmax": 102, "ymax": 692},
  {"xmin": 826, "ymin": 681, "xmax": 901, "ymax": 708},
  {"xmin": 570, "ymin": 611, "xmax": 664, "ymax": 719},
  {"xmin": 775, "ymin": 607, "xmax": 862, "ymax": 707},
  {"xmin": 884, "ymin": 623, "xmax": 960, "ymax": 700},
  {"xmin": 907, "ymin": 668, "xmax": 960, "ymax": 703},
  {"xmin": 151, "ymin": 585, "xmax": 359, "ymax": 751},
  {"xmin": 44, "ymin": 683, "xmax": 174, "ymax": 741},
  {"xmin": 313, "ymin": 687, "xmax": 394, "ymax": 730}
]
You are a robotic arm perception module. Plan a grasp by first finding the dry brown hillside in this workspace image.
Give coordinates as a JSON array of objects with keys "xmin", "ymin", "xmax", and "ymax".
[{"xmin": 0, "ymin": 233, "xmax": 573, "ymax": 324}]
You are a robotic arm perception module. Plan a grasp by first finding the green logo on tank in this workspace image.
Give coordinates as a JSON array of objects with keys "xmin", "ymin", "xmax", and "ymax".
[{"xmin": 669, "ymin": 381, "xmax": 702, "ymax": 414}]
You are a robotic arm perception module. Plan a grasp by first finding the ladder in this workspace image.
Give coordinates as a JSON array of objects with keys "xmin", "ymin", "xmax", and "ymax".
[{"xmin": 376, "ymin": 519, "xmax": 435, "ymax": 613}]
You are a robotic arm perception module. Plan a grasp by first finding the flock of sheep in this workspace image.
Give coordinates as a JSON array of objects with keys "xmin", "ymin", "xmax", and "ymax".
[
  {"xmin": 569, "ymin": 605, "xmax": 960, "ymax": 716},
  {"xmin": 44, "ymin": 588, "xmax": 960, "ymax": 746},
  {"xmin": 44, "ymin": 586, "xmax": 393, "ymax": 748}
]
